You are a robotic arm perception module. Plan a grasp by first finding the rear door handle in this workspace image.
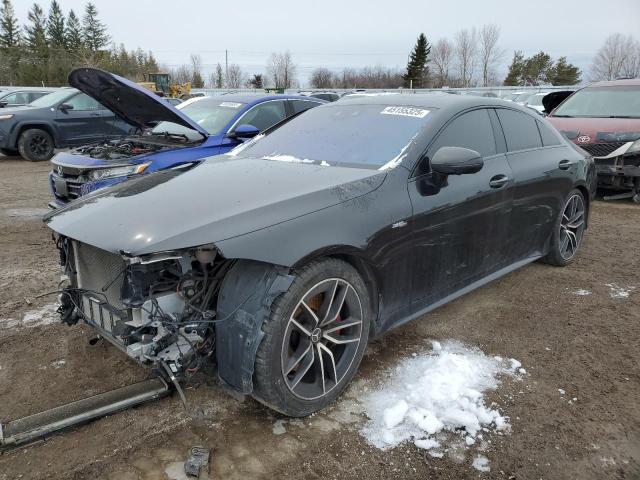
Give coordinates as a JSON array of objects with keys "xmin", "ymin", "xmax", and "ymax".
[
  {"xmin": 558, "ymin": 159, "xmax": 574, "ymax": 170},
  {"xmin": 489, "ymin": 174, "xmax": 509, "ymax": 188}
]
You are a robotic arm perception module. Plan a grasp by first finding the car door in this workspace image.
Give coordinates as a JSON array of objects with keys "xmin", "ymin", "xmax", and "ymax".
[
  {"xmin": 408, "ymin": 108, "xmax": 514, "ymax": 308},
  {"xmin": 55, "ymin": 93, "xmax": 106, "ymax": 145},
  {"xmin": 495, "ymin": 108, "xmax": 577, "ymax": 261},
  {"xmin": 219, "ymin": 99, "xmax": 289, "ymax": 152}
]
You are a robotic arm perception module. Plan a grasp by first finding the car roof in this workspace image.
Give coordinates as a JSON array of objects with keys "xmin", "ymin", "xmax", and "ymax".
[
  {"xmin": 586, "ymin": 79, "xmax": 640, "ymax": 87},
  {"xmin": 336, "ymin": 92, "xmax": 518, "ymax": 109}
]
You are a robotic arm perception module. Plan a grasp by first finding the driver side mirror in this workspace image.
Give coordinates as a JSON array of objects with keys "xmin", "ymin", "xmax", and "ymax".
[
  {"xmin": 228, "ymin": 123, "xmax": 260, "ymax": 139},
  {"xmin": 59, "ymin": 103, "xmax": 74, "ymax": 112},
  {"xmin": 431, "ymin": 146, "xmax": 484, "ymax": 175},
  {"xmin": 0, "ymin": 101, "xmax": 7, "ymax": 108}
]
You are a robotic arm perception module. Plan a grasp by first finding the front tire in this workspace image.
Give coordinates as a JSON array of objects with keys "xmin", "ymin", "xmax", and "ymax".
[
  {"xmin": 18, "ymin": 129, "xmax": 54, "ymax": 161},
  {"xmin": 543, "ymin": 189, "xmax": 586, "ymax": 266},
  {"xmin": 252, "ymin": 258, "xmax": 371, "ymax": 416}
]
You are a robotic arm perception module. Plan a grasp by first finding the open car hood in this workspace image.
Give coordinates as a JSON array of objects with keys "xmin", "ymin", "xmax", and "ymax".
[{"xmin": 68, "ymin": 68, "xmax": 208, "ymax": 136}]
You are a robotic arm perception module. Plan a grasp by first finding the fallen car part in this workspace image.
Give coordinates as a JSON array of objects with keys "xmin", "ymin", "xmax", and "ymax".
[
  {"xmin": 184, "ymin": 446, "xmax": 211, "ymax": 478},
  {"xmin": 0, "ymin": 378, "xmax": 170, "ymax": 450}
]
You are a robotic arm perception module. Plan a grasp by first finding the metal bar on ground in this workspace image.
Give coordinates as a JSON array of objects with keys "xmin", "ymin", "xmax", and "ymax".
[{"xmin": 0, "ymin": 378, "xmax": 170, "ymax": 450}]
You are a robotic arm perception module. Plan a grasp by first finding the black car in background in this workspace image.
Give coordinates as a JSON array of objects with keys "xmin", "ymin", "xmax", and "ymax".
[
  {"xmin": 46, "ymin": 94, "xmax": 595, "ymax": 417},
  {"xmin": 0, "ymin": 88, "xmax": 132, "ymax": 160},
  {"xmin": 0, "ymin": 88, "xmax": 53, "ymax": 108}
]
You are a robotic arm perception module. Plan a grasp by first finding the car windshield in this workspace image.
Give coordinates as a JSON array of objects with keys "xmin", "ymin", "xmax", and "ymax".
[
  {"xmin": 29, "ymin": 89, "xmax": 74, "ymax": 107},
  {"xmin": 527, "ymin": 94, "xmax": 546, "ymax": 106},
  {"xmin": 151, "ymin": 98, "xmax": 246, "ymax": 139},
  {"xmin": 238, "ymin": 103, "xmax": 436, "ymax": 168},
  {"xmin": 553, "ymin": 85, "xmax": 640, "ymax": 118}
]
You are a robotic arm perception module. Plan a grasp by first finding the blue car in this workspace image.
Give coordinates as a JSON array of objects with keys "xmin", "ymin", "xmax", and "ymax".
[{"xmin": 49, "ymin": 68, "xmax": 325, "ymax": 207}]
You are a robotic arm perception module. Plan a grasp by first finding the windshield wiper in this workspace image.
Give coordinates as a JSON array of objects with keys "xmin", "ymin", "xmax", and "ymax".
[
  {"xmin": 551, "ymin": 114, "xmax": 573, "ymax": 118},
  {"xmin": 606, "ymin": 115, "xmax": 640, "ymax": 119}
]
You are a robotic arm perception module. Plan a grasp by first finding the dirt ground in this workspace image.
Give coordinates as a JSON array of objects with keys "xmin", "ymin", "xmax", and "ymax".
[{"xmin": 0, "ymin": 157, "xmax": 638, "ymax": 480}]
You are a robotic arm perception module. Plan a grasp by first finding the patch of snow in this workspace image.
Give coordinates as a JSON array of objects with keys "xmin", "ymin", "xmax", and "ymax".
[
  {"xmin": 378, "ymin": 132, "xmax": 419, "ymax": 171},
  {"xmin": 226, "ymin": 133, "xmax": 265, "ymax": 156},
  {"xmin": 320, "ymin": 160, "xmax": 331, "ymax": 167},
  {"xmin": 360, "ymin": 340, "xmax": 522, "ymax": 451},
  {"xmin": 518, "ymin": 368, "xmax": 526, "ymax": 374},
  {"xmin": 262, "ymin": 154, "xmax": 314, "ymax": 164},
  {"xmin": 51, "ymin": 359, "xmax": 66, "ymax": 369},
  {"xmin": 605, "ymin": 283, "xmax": 635, "ymax": 299},
  {"xmin": 164, "ymin": 461, "xmax": 190, "ymax": 480},
  {"xmin": 573, "ymin": 289, "xmax": 591, "ymax": 296},
  {"xmin": 558, "ymin": 388, "xmax": 565, "ymax": 395},
  {"xmin": 0, "ymin": 303, "xmax": 59, "ymax": 330},
  {"xmin": 272, "ymin": 419, "xmax": 287, "ymax": 435},
  {"xmin": 472, "ymin": 454, "xmax": 490, "ymax": 472}
]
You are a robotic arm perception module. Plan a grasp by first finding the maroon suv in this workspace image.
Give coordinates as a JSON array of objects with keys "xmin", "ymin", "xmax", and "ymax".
[{"xmin": 547, "ymin": 79, "xmax": 640, "ymax": 202}]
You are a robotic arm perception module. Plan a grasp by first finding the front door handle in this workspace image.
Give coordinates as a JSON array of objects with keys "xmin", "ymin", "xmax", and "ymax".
[
  {"xmin": 489, "ymin": 174, "xmax": 509, "ymax": 188},
  {"xmin": 558, "ymin": 159, "xmax": 574, "ymax": 170}
]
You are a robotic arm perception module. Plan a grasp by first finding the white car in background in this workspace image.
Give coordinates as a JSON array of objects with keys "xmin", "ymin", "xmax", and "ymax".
[
  {"xmin": 524, "ymin": 92, "xmax": 550, "ymax": 115},
  {"xmin": 502, "ymin": 91, "xmax": 528, "ymax": 102}
]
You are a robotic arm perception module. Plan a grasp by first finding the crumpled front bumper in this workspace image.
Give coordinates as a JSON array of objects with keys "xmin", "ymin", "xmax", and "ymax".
[{"xmin": 589, "ymin": 142, "xmax": 640, "ymax": 192}]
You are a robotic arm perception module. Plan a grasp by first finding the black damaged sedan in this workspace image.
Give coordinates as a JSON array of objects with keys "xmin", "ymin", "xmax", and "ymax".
[{"xmin": 45, "ymin": 94, "xmax": 595, "ymax": 416}]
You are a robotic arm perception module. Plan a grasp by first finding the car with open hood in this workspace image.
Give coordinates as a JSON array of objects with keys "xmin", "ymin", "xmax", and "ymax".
[
  {"xmin": 45, "ymin": 94, "xmax": 594, "ymax": 417},
  {"xmin": 547, "ymin": 79, "xmax": 640, "ymax": 202},
  {"xmin": 49, "ymin": 68, "xmax": 325, "ymax": 207}
]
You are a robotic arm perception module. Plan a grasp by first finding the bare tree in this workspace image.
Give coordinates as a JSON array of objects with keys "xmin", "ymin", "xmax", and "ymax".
[
  {"xmin": 189, "ymin": 54, "xmax": 204, "ymax": 87},
  {"xmin": 454, "ymin": 28, "xmax": 477, "ymax": 87},
  {"xmin": 431, "ymin": 38, "xmax": 454, "ymax": 87},
  {"xmin": 591, "ymin": 33, "xmax": 640, "ymax": 80},
  {"xmin": 310, "ymin": 67, "xmax": 335, "ymax": 88},
  {"xmin": 267, "ymin": 51, "xmax": 297, "ymax": 88},
  {"xmin": 226, "ymin": 63, "xmax": 244, "ymax": 88},
  {"xmin": 478, "ymin": 24, "xmax": 504, "ymax": 86}
]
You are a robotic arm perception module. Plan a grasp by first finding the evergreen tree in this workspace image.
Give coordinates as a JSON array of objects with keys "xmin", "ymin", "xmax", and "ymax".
[
  {"xmin": 215, "ymin": 63, "xmax": 224, "ymax": 88},
  {"xmin": 47, "ymin": 0, "xmax": 65, "ymax": 48},
  {"xmin": 403, "ymin": 33, "xmax": 431, "ymax": 88},
  {"xmin": 249, "ymin": 74, "xmax": 263, "ymax": 89},
  {"xmin": 65, "ymin": 9, "xmax": 83, "ymax": 52},
  {"xmin": 521, "ymin": 51, "xmax": 553, "ymax": 85},
  {"xmin": 24, "ymin": 3, "xmax": 47, "ymax": 53},
  {"xmin": 503, "ymin": 51, "xmax": 524, "ymax": 86},
  {"xmin": 549, "ymin": 56, "xmax": 581, "ymax": 85},
  {"xmin": 82, "ymin": 2, "xmax": 109, "ymax": 52},
  {"xmin": 0, "ymin": 0, "xmax": 20, "ymax": 49}
]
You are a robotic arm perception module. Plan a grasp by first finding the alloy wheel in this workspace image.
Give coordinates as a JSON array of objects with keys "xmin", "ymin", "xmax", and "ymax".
[
  {"xmin": 281, "ymin": 278, "xmax": 363, "ymax": 400},
  {"xmin": 28, "ymin": 135, "xmax": 50, "ymax": 157},
  {"xmin": 559, "ymin": 193, "xmax": 585, "ymax": 260}
]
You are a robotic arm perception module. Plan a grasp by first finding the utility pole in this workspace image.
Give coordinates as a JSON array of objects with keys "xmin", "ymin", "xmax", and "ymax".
[{"xmin": 225, "ymin": 50, "xmax": 228, "ymax": 88}]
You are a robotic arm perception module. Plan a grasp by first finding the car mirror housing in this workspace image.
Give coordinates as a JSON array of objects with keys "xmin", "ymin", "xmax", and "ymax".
[
  {"xmin": 229, "ymin": 124, "xmax": 260, "ymax": 139},
  {"xmin": 0, "ymin": 101, "xmax": 7, "ymax": 108},
  {"xmin": 59, "ymin": 103, "xmax": 74, "ymax": 112},
  {"xmin": 431, "ymin": 146, "xmax": 484, "ymax": 175}
]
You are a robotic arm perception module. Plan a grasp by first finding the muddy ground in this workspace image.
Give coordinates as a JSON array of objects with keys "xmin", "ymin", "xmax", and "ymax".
[{"xmin": 0, "ymin": 157, "xmax": 638, "ymax": 480}]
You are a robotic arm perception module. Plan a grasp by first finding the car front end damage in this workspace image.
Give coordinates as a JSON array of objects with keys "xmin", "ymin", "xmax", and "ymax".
[
  {"xmin": 583, "ymin": 138, "xmax": 640, "ymax": 201},
  {"xmin": 56, "ymin": 236, "xmax": 230, "ymax": 374}
]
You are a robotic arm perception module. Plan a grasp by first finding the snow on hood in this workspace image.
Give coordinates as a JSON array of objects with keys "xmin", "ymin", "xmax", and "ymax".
[{"xmin": 68, "ymin": 67, "xmax": 208, "ymax": 136}]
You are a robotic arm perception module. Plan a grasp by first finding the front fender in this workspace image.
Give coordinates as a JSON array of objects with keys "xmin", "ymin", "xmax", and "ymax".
[
  {"xmin": 215, "ymin": 260, "xmax": 294, "ymax": 394},
  {"xmin": 10, "ymin": 121, "xmax": 60, "ymax": 147}
]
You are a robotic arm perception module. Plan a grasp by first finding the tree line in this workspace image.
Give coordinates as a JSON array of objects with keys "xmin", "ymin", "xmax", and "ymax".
[{"xmin": 0, "ymin": 0, "xmax": 158, "ymax": 86}]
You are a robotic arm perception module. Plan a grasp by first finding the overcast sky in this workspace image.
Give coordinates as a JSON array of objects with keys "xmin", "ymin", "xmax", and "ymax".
[{"xmin": 13, "ymin": 0, "xmax": 640, "ymax": 86}]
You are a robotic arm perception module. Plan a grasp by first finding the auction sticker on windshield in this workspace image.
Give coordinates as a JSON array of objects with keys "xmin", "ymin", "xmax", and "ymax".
[
  {"xmin": 220, "ymin": 102, "xmax": 243, "ymax": 108},
  {"xmin": 381, "ymin": 106, "xmax": 430, "ymax": 118}
]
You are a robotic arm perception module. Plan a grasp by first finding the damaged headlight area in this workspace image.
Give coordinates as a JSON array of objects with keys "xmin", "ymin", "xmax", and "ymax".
[{"xmin": 55, "ymin": 236, "xmax": 232, "ymax": 374}]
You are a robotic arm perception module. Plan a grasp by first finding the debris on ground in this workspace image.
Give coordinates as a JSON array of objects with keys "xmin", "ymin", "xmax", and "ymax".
[{"xmin": 184, "ymin": 446, "xmax": 211, "ymax": 478}]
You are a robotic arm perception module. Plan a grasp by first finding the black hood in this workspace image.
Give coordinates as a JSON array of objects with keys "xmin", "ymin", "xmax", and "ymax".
[
  {"xmin": 68, "ymin": 68, "xmax": 208, "ymax": 135},
  {"xmin": 44, "ymin": 155, "xmax": 386, "ymax": 256}
]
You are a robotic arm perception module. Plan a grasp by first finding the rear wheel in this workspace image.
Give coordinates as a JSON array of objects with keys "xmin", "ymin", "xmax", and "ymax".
[
  {"xmin": 17, "ymin": 128, "xmax": 54, "ymax": 161},
  {"xmin": 543, "ymin": 189, "xmax": 586, "ymax": 266},
  {"xmin": 252, "ymin": 258, "xmax": 371, "ymax": 416}
]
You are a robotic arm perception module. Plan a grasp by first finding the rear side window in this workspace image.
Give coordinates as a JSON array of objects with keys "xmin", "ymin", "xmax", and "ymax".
[
  {"xmin": 496, "ymin": 109, "xmax": 542, "ymax": 151},
  {"xmin": 290, "ymin": 99, "xmax": 322, "ymax": 114},
  {"xmin": 430, "ymin": 109, "xmax": 497, "ymax": 157},
  {"xmin": 537, "ymin": 120, "xmax": 562, "ymax": 146}
]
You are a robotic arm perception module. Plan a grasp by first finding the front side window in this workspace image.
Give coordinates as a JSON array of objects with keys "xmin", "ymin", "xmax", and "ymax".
[
  {"xmin": 65, "ymin": 93, "xmax": 103, "ymax": 111},
  {"xmin": 236, "ymin": 101, "xmax": 287, "ymax": 131},
  {"xmin": 238, "ymin": 103, "xmax": 436, "ymax": 168},
  {"xmin": 429, "ymin": 109, "xmax": 497, "ymax": 158},
  {"xmin": 496, "ymin": 109, "xmax": 542, "ymax": 152},
  {"xmin": 552, "ymin": 85, "xmax": 640, "ymax": 118}
]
